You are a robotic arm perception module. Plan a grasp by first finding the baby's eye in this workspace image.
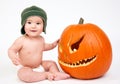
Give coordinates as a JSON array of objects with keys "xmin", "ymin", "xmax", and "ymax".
[
  {"xmin": 27, "ymin": 21, "xmax": 31, "ymax": 24},
  {"xmin": 36, "ymin": 22, "xmax": 41, "ymax": 25}
]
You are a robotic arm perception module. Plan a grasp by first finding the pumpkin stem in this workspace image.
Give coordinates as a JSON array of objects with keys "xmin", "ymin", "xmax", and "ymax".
[{"xmin": 78, "ymin": 18, "xmax": 84, "ymax": 24}]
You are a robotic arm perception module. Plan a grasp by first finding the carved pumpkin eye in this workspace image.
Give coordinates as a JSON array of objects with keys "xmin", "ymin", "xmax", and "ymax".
[
  {"xmin": 69, "ymin": 35, "xmax": 85, "ymax": 53},
  {"xmin": 71, "ymin": 35, "xmax": 84, "ymax": 51}
]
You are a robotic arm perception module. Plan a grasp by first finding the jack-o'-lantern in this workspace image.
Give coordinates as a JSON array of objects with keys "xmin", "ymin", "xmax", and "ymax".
[{"xmin": 58, "ymin": 18, "xmax": 112, "ymax": 79}]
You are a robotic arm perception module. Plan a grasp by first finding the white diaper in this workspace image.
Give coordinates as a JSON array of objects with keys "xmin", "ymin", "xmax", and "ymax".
[{"xmin": 17, "ymin": 65, "xmax": 45, "ymax": 72}]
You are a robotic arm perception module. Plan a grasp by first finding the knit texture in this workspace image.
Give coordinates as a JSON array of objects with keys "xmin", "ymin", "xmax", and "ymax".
[{"xmin": 21, "ymin": 6, "xmax": 47, "ymax": 34}]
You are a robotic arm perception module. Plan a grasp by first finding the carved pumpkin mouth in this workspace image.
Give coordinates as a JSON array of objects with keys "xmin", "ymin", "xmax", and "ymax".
[{"xmin": 59, "ymin": 55, "xmax": 97, "ymax": 68}]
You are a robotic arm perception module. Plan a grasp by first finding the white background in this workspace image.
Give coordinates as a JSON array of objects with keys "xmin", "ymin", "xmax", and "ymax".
[{"xmin": 0, "ymin": 0, "xmax": 120, "ymax": 84}]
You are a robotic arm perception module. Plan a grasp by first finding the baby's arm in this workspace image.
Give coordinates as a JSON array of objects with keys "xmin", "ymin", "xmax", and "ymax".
[
  {"xmin": 44, "ymin": 39, "xmax": 59, "ymax": 51},
  {"xmin": 8, "ymin": 37, "xmax": 22, "ymax": 65}
]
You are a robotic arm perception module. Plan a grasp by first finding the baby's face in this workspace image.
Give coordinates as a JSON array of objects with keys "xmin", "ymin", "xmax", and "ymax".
[{"xmin": 24, "ymin": 16, "xmax": 44, "ymax": 37}]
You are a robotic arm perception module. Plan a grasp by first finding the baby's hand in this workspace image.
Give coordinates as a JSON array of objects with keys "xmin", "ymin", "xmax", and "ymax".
[
  {"xmin": 11, "ymin": 56, "xmax": 21, "ymax": 65},
  {"xmin": 53, "ymin": 39, "xmax": 59, "ymax": 47}
]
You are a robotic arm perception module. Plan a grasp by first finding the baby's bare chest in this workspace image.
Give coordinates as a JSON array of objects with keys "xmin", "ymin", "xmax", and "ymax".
[{"xmin": 21, "ymin": 40, "xmax": 44, "ymax": 54}]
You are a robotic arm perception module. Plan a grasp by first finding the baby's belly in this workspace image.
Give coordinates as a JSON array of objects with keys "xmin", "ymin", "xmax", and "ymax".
[{"xmin": 20, "ymin": 56, "xmax": 42, "ymax": 68}]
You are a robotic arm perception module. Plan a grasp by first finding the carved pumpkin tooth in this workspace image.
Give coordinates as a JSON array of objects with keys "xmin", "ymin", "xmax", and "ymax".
[
  {"xmin": 81, "ymin": 60, "xmax": 85, "ymax": 64},
  {"xmin": 87, "ymin": 58, "xmax": 91, "ymax": 62},
  {"xmin": 73, "ymin": 63, "xmax": 75, "ymax": 66},
  {"xmin": 84, "ymin": 59, "xmax": 87, "ymax": 63},
  {"xmin": 70, "ymin": 63, "xmax": 72, "ymax": 65},
  {"xmin": 79, "ymin": 60, "xmax": 82, "ymax": 64},
  {"xmin": 76, "ymin": 62, "xmax": 79, "ymax": 65}
]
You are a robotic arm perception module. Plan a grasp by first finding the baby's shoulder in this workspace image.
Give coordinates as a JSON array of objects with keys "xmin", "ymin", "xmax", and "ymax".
[
  {"xmin": 15, "ymin": 36, "xmax": 25, "ymax": 42},
  {"xmin": 11, "ymin": 36, "xmax": 25, "ymax": 46}
]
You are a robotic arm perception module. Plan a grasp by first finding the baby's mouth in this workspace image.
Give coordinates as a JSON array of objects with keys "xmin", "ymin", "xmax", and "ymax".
[
  {"xmin": 31, "ymin": 30, "xmax": 37, "ymax": 32},
  {"xmin": 58, "ymin": 55, "xmax": 97, "ymax": 68}
]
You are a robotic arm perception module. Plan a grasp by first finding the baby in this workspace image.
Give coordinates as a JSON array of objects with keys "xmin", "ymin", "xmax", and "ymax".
[{"xmin": 8, "ymin": 6, "xmax": 70, "ymax": 83}]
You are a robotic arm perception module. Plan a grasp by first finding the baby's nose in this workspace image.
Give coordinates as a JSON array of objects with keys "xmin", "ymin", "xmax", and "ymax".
[{"xmin": 31, "ymin": 23, "xmax": 36, "ymax": 28}]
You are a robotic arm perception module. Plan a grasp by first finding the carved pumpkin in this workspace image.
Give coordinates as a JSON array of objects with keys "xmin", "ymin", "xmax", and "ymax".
[{"xmin": 58, "ymin": 18, "xmax": 112, "ymax": 79}]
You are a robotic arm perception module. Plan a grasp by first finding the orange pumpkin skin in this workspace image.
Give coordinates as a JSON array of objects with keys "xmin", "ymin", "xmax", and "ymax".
[{"xmin": 58, "ymin": 19, "xmax": 112, "ymax": 79}]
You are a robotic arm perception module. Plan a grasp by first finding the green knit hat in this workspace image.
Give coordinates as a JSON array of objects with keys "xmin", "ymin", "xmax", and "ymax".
[{"xmin": 21, "ymin": 6, "xmax": 47, "ymax": 34}]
